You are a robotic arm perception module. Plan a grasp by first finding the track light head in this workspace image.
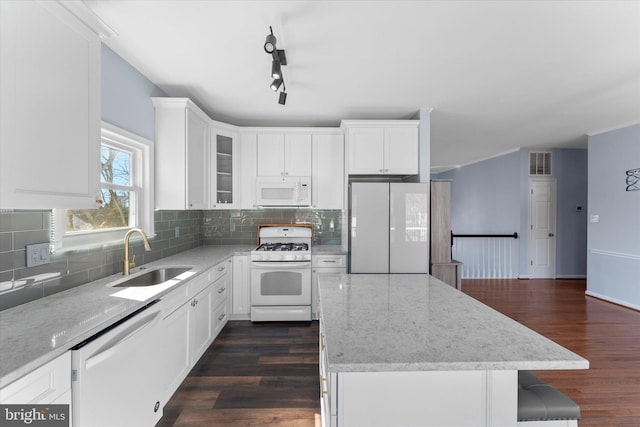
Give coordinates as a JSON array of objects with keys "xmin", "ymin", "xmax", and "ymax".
[
  {"xmin": 264, "ymin": 27, "xmax": 277, "ymax": 54},
  {"xmin": 270, "ymin": 78, "xmax": 283, "ymax": 92},
  {"xmin": 278, "ymin": 91, "xmax": 287, "ymax": 105},
  {"xmin": 271, "ymin": 59, "xmax": 281, "ymax": 79}
]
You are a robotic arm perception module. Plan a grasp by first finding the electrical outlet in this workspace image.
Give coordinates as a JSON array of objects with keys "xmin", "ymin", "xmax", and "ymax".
[{"xmin": 26, "ymin": 242, "xmax": 50, "ymax": 267}]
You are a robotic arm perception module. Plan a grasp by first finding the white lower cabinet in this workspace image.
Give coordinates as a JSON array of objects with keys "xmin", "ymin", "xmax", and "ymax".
[
  {"xmin": 212, "ymin": 259, "xmax": 231, "ymax": 337},
  {"xmin": 312, "ymin": 255, "xmax": 346, "ymax": 320},
  {"xmin": 231, "ymin": 255, "xmax": 250, "ymax": 319},
  {"xmin": 0, "ymin": 352, "xmax": 71, "ymax": 405},
  {"xmin": 159, "ymin": 259, "xmax": 233, "ymax": 404},
  {"xmin": 160, "ymin": 291, "xmax": 191, "ymax": 404}
]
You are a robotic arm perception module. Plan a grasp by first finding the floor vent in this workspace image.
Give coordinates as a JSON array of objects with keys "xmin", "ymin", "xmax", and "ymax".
[{"xmin": 529, "ymin": 151, "xmax": 552, "ymax": 175}]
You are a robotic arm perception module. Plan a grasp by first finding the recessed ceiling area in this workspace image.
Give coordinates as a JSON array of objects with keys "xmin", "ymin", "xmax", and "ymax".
[{"xmin": 85, "ymin": 0, "xmax": 640, "ymax": 172}]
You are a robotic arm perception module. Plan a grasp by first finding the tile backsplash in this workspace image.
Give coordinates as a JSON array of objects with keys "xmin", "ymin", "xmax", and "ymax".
[
  {"xmin": 202, "ymin": 209, "xmax": 342, "ymax": 246},
  {"xmin": 0, "ymin": 210, "xmax": 203, "ymax": 311},
  {"xmin": 0, "ymin": 208, "xmax": 342, "ymax": 310}
]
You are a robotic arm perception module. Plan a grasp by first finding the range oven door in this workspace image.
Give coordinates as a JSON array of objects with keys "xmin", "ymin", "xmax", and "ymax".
[{"xmin": 251, "ymin": 261, "xmax": 311, "ymax": 306}]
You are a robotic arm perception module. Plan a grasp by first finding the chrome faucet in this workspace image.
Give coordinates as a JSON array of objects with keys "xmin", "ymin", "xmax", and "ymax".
[{"xmin": 123, "ymin": 228, "xmax": 151, "ymax": 275}]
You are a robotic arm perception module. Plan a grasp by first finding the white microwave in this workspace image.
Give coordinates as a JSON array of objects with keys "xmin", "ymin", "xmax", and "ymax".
[{"xmin": 256, "ymin": 176, "xmax": 311, "ymax": 207}]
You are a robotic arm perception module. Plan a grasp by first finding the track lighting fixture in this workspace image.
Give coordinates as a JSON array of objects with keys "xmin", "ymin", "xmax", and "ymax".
[{"xmin": 264, "ymin": 26, "xmax": 288, "ymax": 105}]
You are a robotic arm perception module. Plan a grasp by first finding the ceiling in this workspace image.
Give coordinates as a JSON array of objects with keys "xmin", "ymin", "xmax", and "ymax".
[{"xmin": 85, "ymin": 0, "xmax": 640, "ymax": 172}]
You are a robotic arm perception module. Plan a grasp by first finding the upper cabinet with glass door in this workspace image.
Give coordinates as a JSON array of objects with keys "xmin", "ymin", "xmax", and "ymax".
[{"xmin": 209, "ymin": 123, "xmax": 239, "ymax": 209}]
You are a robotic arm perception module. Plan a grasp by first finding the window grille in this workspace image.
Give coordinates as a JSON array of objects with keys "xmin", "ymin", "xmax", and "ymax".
[{"xmin": 529, "ymin": 152, "xmax": 552, "ymax": 175}]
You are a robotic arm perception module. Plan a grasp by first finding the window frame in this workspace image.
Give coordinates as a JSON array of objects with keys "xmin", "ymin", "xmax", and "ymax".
[{"xmin": 52, "ymin": 122, "xmax": 154, "ymax": 251}]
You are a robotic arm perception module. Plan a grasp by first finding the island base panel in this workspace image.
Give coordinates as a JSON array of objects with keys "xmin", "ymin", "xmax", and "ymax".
[{"xmin": 335, "ymin": 370, "xmax": 517, "ymax": 427}]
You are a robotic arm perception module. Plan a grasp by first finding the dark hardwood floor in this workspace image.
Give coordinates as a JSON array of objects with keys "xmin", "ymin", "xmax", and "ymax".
[
  {"xmin": 158, "ymin": 279, "xmax": 640, "ymax": 426},
  {"xmin": 157, "ymin": 321, "xmax": 321, "ymax": 427}
]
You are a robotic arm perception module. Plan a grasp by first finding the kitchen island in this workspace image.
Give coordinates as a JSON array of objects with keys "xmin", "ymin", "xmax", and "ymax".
[{"xmin": 318, "ymin": 274, "xmax": 588, "ymax": 427}]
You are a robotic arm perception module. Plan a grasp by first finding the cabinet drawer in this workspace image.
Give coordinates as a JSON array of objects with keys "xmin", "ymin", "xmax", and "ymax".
[
  {"xmin": 187, "ymin": 269, "xmax": 212, "ymax": 298},
  {"xmin": 161, "ymin": 284, "xmax": 189, "ymax": 317},
  {"xmin": 211, "ymin": 260, "xmax": 230, "ymax": 283},
  {"xmin": 212, "ymin": 274, "xmax": 229, "ymax": 307},
  {"xmin": 0, "ymin": 352, "xmax": 71, "ymax": 404},
  {"xmin": 312, "ymin": 254, "xmax": 346, "ymax": 268},
  {"xmin": 213, "ymin": 298, "xmax": 228, "ymax": 338}
]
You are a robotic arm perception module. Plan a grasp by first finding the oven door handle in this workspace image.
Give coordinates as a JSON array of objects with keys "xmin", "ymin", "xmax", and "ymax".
[{"xmin": 252, "ymin": 261, "xmax": 311, "ymax": 269}]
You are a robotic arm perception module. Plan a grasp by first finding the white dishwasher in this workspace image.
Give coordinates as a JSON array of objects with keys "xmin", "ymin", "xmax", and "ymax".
[{"xmin": 71, "ymin": 300, "xmax": 164, "ymax": 427}]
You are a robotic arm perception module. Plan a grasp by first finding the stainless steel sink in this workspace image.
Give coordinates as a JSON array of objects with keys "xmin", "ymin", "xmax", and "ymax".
[{"xmin": 113, "ymin": 267, "xmax": 192, "ymax": 287}]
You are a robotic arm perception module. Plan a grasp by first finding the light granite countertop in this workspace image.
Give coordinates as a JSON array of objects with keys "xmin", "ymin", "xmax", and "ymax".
[
  {"xmin": 0, "ymin": 245, "xmax": 254, "ymax": 389},
  {"xmin": 318, "ymin": 273, "xmax": 589, "ymax": 373}
]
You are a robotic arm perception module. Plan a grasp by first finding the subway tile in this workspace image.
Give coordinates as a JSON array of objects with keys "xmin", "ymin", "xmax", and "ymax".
[
  {"xmin": 13, "ymin": 230, "xmax": 50, "ymax": 250},
  {"xmin": 0, "ymin": 283, "xmax": 44, "ymax": 311},
  {"xmin": 68, "ymin": 252, "xmax": 104, "ymax": 274},
  {"xmin": 43, "ymin": 270, "xmax": 90, "ymax": 297},
  {"xmin": 0, "ymin": 233, "xmax": 12, "ymax": 253},
  {"xmin": 0, "ymin": 211, "xmax": 47, "ymax": 232}
]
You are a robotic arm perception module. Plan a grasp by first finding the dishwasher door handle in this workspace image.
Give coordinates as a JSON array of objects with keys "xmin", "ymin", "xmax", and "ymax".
[{"xmin": 84, "ymin": 308, "xmax": 161, "ymax": 370}]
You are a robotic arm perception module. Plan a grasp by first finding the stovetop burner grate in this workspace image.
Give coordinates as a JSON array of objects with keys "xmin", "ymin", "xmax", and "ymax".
[{"xmin": 256, "ymin": 242, "xmax": 309, "ymax": 252}]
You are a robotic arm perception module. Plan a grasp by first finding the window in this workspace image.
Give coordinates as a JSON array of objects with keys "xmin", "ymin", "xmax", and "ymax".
[{"xmin": 53, "ymin": 122, "xmax": 154, "ymax": 250}]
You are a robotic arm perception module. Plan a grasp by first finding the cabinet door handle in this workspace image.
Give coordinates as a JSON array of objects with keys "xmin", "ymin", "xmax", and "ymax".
[
  {"xmin": 319, "ymin": 375, "xmax": 328, "ymax": 396},
  {"xmin": 322, "ymin": 260, "xmax": 337, "ymax": 263},
  {"xmin": 218, "ymin": 266, "xmax": 225, "ymax": 272},
  {"xmin": 320, "ymin": 333, "xmax": 326, "ymax": 350},
  {"xmin": 218, "ymin": 313, "xmax": 226, "ymax": 321},
  {"xmin": 218, "ymin": 287, "xmax": 226, "ymax": 293}
]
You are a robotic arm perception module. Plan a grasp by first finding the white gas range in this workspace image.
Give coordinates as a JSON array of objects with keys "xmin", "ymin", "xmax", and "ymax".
[{"xmin": 250, "ymin": 225, "xmax": 313, "ymax": 322}]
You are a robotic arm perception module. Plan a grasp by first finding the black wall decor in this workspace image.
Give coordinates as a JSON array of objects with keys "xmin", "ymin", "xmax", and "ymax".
[{"xmin": 626, "ymin": 167, "xmax": 640, "ymax": 191}]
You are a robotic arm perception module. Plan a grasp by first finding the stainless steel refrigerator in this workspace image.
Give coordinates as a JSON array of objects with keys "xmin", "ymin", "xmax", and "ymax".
[{"xmin": 349, "ymin": 182, "xmax": 429, "ymax": 273}]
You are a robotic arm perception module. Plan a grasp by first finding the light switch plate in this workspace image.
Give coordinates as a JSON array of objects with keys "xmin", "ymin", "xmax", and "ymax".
[{"xmin": 26, "ymin": 242, "xmax": 50, "ymax": 267}]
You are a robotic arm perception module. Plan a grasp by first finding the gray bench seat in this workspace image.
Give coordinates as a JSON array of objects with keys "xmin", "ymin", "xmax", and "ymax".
[{"xmin": 518, "ymin": 370, "xmax": 581, "ymax": 422}]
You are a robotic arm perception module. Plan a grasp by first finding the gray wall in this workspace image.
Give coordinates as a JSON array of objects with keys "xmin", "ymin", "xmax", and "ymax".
[
  {"xmin": 437, "ymin": 148, "xmax": 588, "ymax": 279},
  {"xmin": 101, "ymin": 44, "xmax": 167, "ymax": 140},
  {"xmin": 587, "ymin": 124, "xmax": 640, "ymax": 309},
  {"xmin": 555, "ymin": 149, "xmax": 588, "ymax": 277}
]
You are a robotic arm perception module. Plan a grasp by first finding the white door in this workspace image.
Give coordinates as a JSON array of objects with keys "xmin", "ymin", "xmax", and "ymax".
[
  {"xmin": 350, "ymin": 182, "xmax": 389, "ymax": 273},
  {"xmin": 285, "ymin": 133, "xmax": 312, "ymax": 176},
  {"xmin": 529, "ymin": 179, "xmax": 557, "ymax": 278},
  {"xmin": 389, "ymin": 183, "xmax": 429, "ymax": 273}
]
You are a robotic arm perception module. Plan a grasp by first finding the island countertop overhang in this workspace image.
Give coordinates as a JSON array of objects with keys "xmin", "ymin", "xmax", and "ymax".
[{"xmin": 318, "ymin": 273, "xmax": 589, "ymax": 373}]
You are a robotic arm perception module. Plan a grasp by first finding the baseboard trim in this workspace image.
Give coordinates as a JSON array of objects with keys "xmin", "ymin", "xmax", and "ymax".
[
  {"xmin": 585, "ymin": 290, "xmax": 640, "ymax": 312},
  {"xmin": 556, "ymin": 275, "xmax": 587, "ymax": 279}
]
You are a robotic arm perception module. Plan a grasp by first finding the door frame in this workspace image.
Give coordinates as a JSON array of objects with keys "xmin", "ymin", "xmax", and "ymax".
[{"xmin": 528, "ymin": 177, "xmax": 557, "ymax": 279}]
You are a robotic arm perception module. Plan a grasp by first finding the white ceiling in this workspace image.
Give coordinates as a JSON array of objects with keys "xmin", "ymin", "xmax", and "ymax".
[{"xmin": 85, "ymin": 0, "xmax": 640, "ymax": 172}]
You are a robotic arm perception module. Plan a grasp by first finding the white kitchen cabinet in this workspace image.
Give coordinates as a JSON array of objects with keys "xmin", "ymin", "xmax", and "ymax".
[
  {"xmin": 312, "ymin": 133, "xmax": 345, "ymax": 209},
  {"xmin": 312, "ymin": 255, "xmax": 346, "ymax": 320},
  {"xmin": 319, "ymin": 320, "xmax": 337, "ymax": 427},
  {"xmin": 343, "ymin": 120, "xmax": 419, "ymax": 175},
  {"xmin": 211, "ymin": 259, "xmax": 231, "ymax": 338},
  {"xmin": 153, "ymin": 98, "xmax": 209, "ymax": 210},
  {"xmin": 238, "ymin": 132, "xmax": 258, "ymax": 209},
  {"xmin": 0, "ymin": 351, "xmax": 71, "ymax": 405},
  {"xmin": 160, "ymin": 267, "xmax": 215, "ymax": 402},
  {"xmin": 257, "ymin": 132, "xmax": 312, "ymax": 177},
  {"xmin": 160, "ymin": 289, "xmax": 190, "ymax": 404},
  {"xmin": 189, "ymin": 283, "xmax": 213, "ymax": 364},
  {"xmin": 209, "ymin": 123, "xmax": 239, "ymax": 209},
  {"xmin": 231, "ymin": 255, "xmax": 251, "ymax": 319},
  {"xmin": 0, "ymin": 0, "xmax": 101, "ymax": 209}
]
